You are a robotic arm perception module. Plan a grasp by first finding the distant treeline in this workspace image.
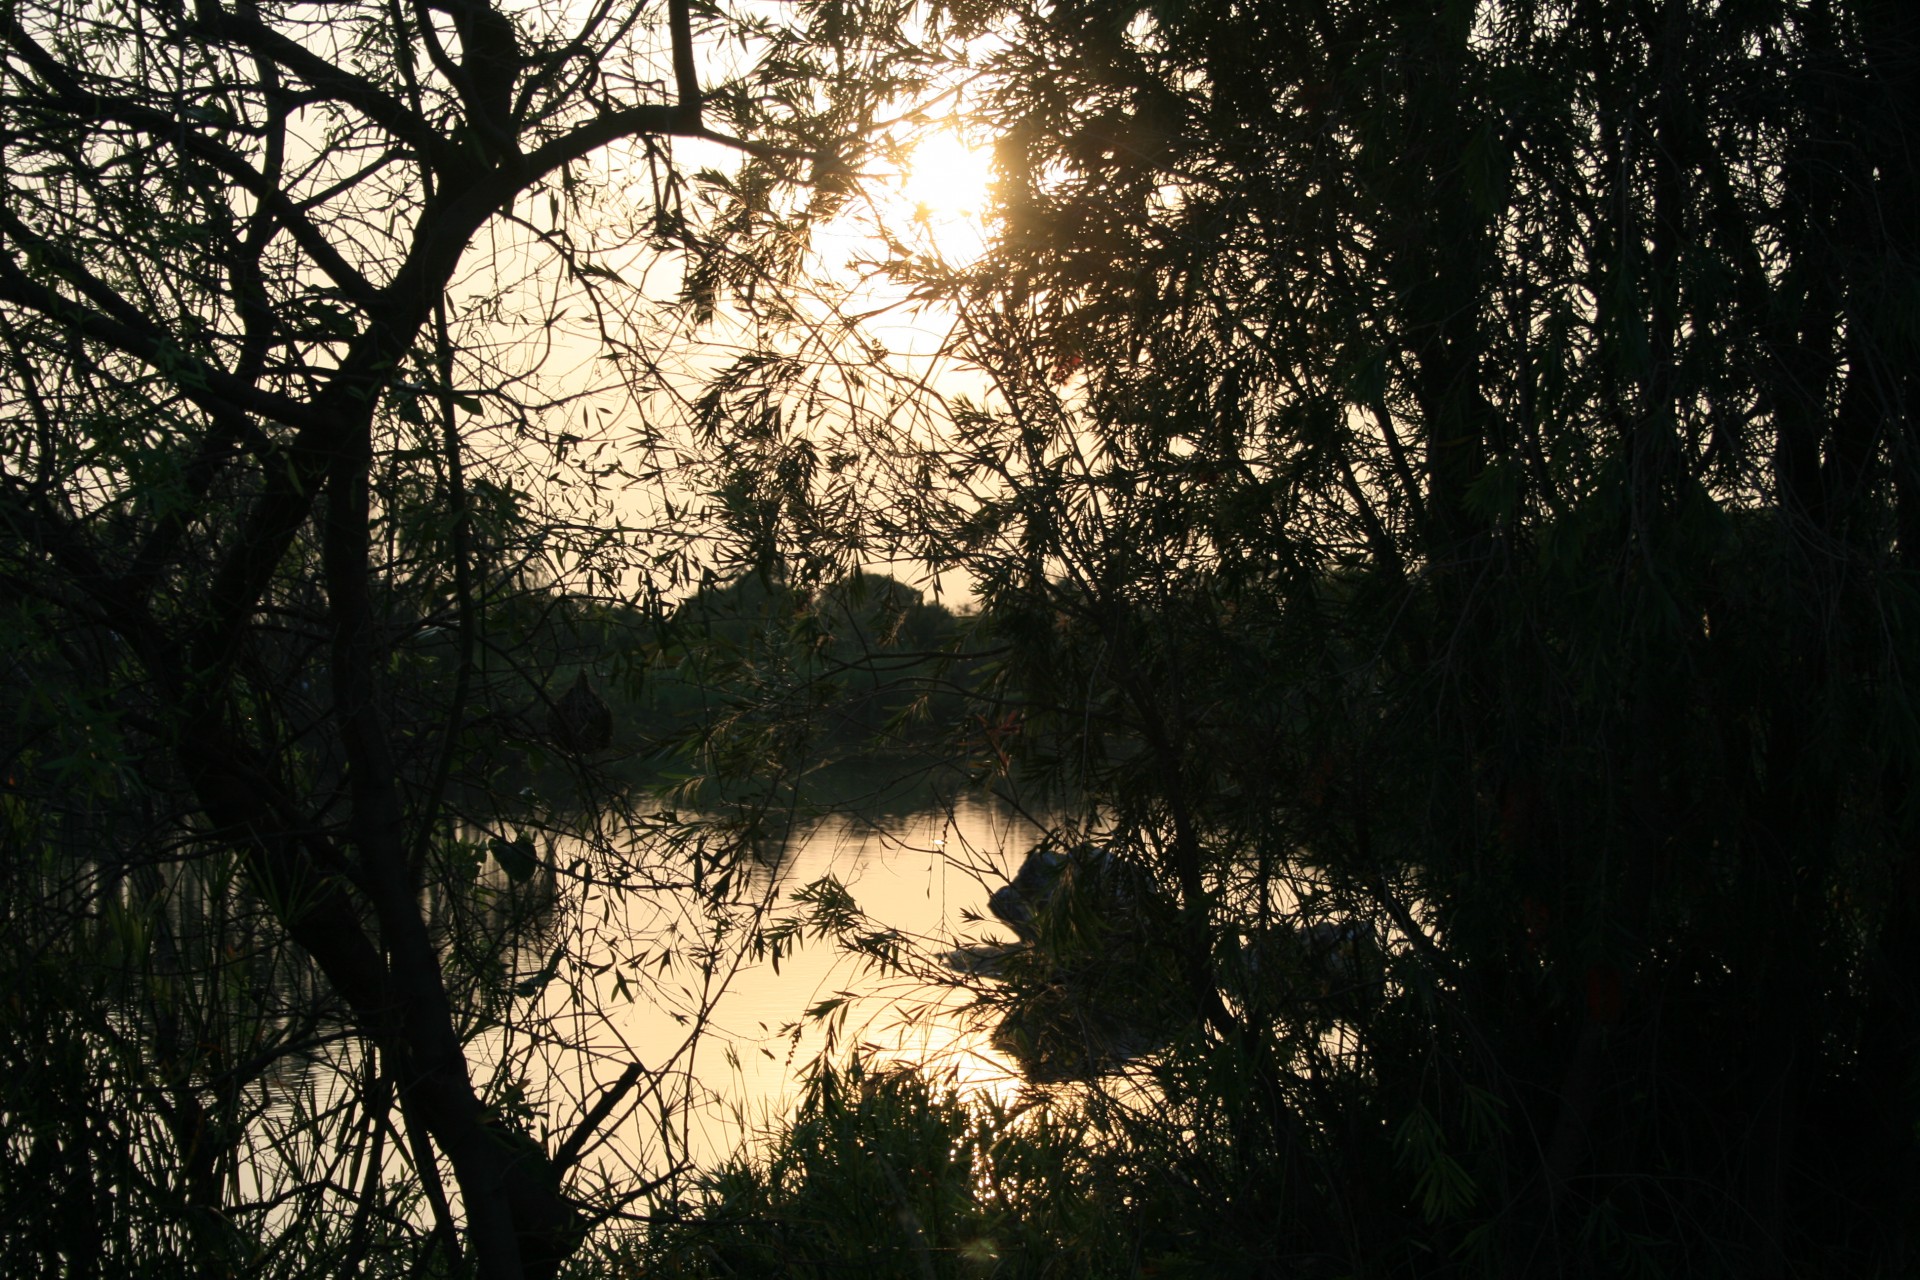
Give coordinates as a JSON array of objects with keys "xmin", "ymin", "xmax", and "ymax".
[{"xmin": 445, "ymin": 569, "xmax": 985, "ymax": 791}]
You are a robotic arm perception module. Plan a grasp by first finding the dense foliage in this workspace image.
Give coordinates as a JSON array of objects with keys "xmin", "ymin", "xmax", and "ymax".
[{"xmin": 678, "ymin": 0, "xmax": 1920, "ymax": 1274}]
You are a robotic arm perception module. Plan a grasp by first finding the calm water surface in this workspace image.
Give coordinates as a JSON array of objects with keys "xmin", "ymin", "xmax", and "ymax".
[
  {"xmin": 230, "ymin": 790, "xmax": 1057, "ymax": 1212},
  {"xmin": 494, "ymin": 790, "xmax": 1051, "ymax": 1180}
]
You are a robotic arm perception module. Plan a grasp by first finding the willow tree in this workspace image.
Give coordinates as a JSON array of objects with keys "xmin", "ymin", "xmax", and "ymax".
[
  {"xmin": 688, "ymin": 0, "xmax": 1920, "ymax": 1272},
  {"xmin": 0, "ymin": 0, "xmax": 919, "ymax": 1274}
]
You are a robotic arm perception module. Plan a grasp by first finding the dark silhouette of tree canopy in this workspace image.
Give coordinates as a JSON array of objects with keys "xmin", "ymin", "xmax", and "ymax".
[{"xmin": 685, "ymin": 0, "xmax": 1920, "ymax": 1272}]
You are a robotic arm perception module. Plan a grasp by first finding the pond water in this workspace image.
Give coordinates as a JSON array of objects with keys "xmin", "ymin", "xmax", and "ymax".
[
  {"xmin": 139, "ymin": 783, "xmax": 1370, "ymax": 1234},
  {"xmin": 208, "ymin": 789, "xmax": 1057, "ymax": 1221},
  {"xmin": 484, "ymin": 789, "xmax": 1055, "ymax": 1182}
]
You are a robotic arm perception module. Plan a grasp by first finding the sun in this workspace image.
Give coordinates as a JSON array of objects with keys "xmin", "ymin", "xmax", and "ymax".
[
  {"xmin": 901, "ymin": 132, "xmax": 995, "ymax": 222},
  {"xmin": 801, "ymin": 124, "xmax": 996, "ymax": 344}
]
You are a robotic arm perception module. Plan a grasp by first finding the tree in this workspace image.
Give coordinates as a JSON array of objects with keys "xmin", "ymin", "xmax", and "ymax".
[
  {"xmin": 691, "ymin": 0, "xmax": 1920, "ymax": 1272},
  {"xmin": 0, "ymin": 0, "xmax": 918, "ymax": 1274}
]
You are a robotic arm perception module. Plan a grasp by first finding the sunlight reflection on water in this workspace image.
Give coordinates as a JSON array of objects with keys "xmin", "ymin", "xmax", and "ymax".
[
  {"xmin": 239, "ymin": 792, "xmax": 1064, "ymax": 1217},
  {"xmin": 516, "ymin": 791, "xmax": 1050, "ymax": 1177}
]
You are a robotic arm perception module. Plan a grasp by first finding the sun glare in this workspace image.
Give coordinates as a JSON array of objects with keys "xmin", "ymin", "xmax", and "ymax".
[
  {"xmin": 801, "ymin": 125, "xmax": 996, "ymax": 361},
  {"xmin": 902, "ymin": 132, "xmax": 995, "ymax": 221}
]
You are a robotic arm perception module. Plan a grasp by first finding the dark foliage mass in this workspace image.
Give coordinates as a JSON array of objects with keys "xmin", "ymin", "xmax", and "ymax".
[{"xmin": 666, "ymin": 0, "xmax": 1920, "ymax": 1275}]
